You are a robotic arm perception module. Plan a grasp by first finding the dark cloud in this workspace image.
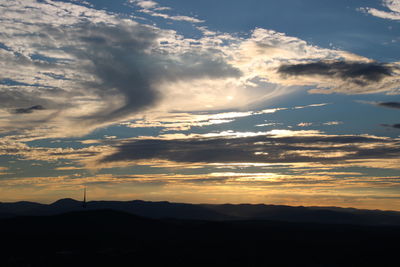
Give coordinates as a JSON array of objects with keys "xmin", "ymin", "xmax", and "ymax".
[
  {"xmin": 63, "ymin": 22, "xmax": 241, "ymax": 123},
  {"xmin": 0, "ymin": 89, "xmax": 53, "ymax": 110},
  {"xmin": 377, "ymin": 102, "xmax": 400, "ymax": 130},
  {"xmin": 100, "ymin": 134, "xmax": 400, "ymax": 164},
  {"xmin": 13, "ymin": 105, "xmax": 45, "ymax": 114},
  {"xmin": 278, "ymin": 61, "xmax": 393, "ymax": 85},
  {"xmin": 378, "ymin": 102, "xmax": 400, "ymax": 109},
  {"xmin": 382, "ymin": 124, "xmax": 400, "ymax": 129}
]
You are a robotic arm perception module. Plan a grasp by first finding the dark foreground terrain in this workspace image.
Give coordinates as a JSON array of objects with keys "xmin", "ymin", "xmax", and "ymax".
[{"xmin": 1, "ymin": 209, "xmax": 399, "ymax": 267}]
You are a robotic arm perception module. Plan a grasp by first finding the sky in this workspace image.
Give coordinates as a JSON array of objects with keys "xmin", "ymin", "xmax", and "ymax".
[{"xmin": 0, "ymin": 0, "xmax": 400, "ymax": 210}]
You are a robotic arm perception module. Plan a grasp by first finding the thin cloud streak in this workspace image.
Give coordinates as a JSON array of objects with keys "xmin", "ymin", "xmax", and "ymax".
[{"xmin": 361, "ymin": 0, "xmax": 400, "ymax": 21}]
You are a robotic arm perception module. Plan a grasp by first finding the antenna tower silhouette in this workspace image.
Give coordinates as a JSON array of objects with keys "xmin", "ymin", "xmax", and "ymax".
[{"xmin": 82, "ymin": 186, "xmax": 87, "ymax": 208}]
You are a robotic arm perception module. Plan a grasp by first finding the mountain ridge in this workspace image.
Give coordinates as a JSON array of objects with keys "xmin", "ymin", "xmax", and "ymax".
[{"xmin": 1, "ymin": 198, "xmax": 400, "ymax": 226}]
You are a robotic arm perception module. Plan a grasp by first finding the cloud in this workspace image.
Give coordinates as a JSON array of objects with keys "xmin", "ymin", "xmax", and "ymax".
[
  {"xmin": 360, "ymin": 0, "xmax": 400, "ymax": 20},
  {"xmin": 121, "ymin": 108, "xmax": 282, "ymax": 131},
  {"xmin": 279, "ymin": 61, "xmax": 393, "ymax": 83},
  {"xmin": 98, "ymin": 130, "xmax": 400, "ymax": 170},
  {"xmin": 140, "ymin": 9, "xmax": 204, "ymax": 23},
  {"xmin": 1, "ymin": 172, "xmax": 399, "ymax": 210},
  {"xmin": 133, "ymin": 0, "xmax": 158, "ymax": 9},
  {"xmin": 0, "ymin": 166, "xmax": 11, "ymax": 176},
  {"xmin": 382, "ymin": 123, "xmax": 400, "ymax": 129},
  {"xmin": 55, "ymin": 21, "xmax": 240, "ymax": 126},
  {"xmin": 0, "ymin": 134, "xmax": 111, "ymax": 163},
  {"xmin": 0, "ymin": 0, "xmax": 241, "ymax": 137},
  {"xmin": 323, "ymin": 121, "xmax": 343, "ymax": 126},
  {"xmin": 228, "ymin": 28, "xmax": 400, "ymax": 95},
  {"xmin": 297, "ymin": 122, "xmax": 313, "ymax": 127},
  {"xmin": 130, "ymin": 0, "xmax": 204, "ymax": 23},
  {"xmin": 376, "ymin": 102, "xmax": 400, "ymax": 130},
  {"xmin": 118, "ymin": 104, "xmax": 332, "ymax": 132},
  {"xmin": 13, "ymin": 105, "xmax": 45, "ymax": 114},
  {"xmin": 1, "ymin": 0, "xmax": 399, "ymax": 140},
  {"xmin": 277, "ymin": 61, "xmax": 400, "ymax": 94},
  {"xmin": 378, "ymin": 102, "xmax": 400, "ymax": 109}
]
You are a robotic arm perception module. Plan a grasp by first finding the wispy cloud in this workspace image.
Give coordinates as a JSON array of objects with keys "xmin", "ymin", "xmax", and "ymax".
[
  {"xmin": 121, "ymin": 108, "xmax": 282, "ymax": 131},
  {"xmin": 360, "ymin": 0, "xmax": 400, "ymax": 21},
  {"xmin": 130, "ymin": 0, "xmax": 204, "ymax": 23},
  {"xmin": 297, "ymin": 122, "xmax": 313, "ymax": 127},
  {"xmin": 0, "ymin": 134, "xmax": 111, "ymax": 164},
  {"xmin": 323, "ymin": 121, "xmax": 343, "ymax": 126}
]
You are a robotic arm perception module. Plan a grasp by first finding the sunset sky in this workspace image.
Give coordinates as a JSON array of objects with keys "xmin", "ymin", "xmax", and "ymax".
[{"xmin": 0, "ymin": 0, "xmax": 400, "ymax": 210}]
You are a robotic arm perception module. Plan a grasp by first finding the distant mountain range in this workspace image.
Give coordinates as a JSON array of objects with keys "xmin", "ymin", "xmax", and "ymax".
[{"xmin": 1, "ymin": 198, "xmax": 400, "ymax": 226}]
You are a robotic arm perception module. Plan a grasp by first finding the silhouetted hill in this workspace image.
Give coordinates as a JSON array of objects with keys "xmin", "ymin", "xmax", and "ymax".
[
  {"xmin": 0, "ymin": 199, "xmax": 232, "ymax": 220},
  {"xmin": 202, "ymin": 203, "xmax": 400, "ymax": 225},
  {"xmin": 51, "ymin": 198, "xmax": 82, "ymax": 208},
  {"xmin": 1, "ymin": 199, "xmax": 400, "ymax": 226},
  {"xmin": 0, "ymin": 201, "xmax": 47, "ymax": 215},
  {"xmin": 0, "ymin": 210, "xmax": 399, "ymax": 267}
]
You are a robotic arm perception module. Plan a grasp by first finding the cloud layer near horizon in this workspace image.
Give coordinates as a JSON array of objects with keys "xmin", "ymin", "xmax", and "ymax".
[{"xmin": 93, "ymin": 130, "xmax": 400, "ymax": 171}]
